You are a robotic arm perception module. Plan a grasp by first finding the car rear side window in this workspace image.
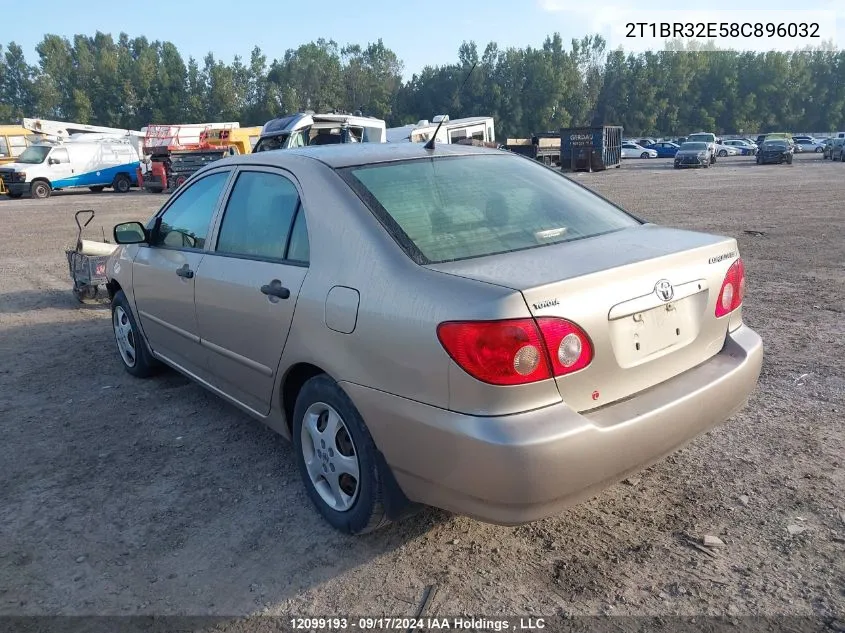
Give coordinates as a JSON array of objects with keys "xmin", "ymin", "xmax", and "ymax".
[
  {"xmin": 216, "ymin": 171, "xmax": 300, "ymax": 261},
  {"xmin": 344, "ymin": 154, "xmax": 639, "ymax": 264},
  {"xmin": 155, "ymin": 172, "xmax": 229, "ymax": 250}
]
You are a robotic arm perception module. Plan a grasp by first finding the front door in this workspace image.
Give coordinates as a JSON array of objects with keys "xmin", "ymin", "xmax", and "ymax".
[
  {"xmin": 131, "ymin": 170, "xmax": 231, "ymax": 375},
  {"xmin": 45, "ymin": 147, "xmax": 74, "ymax": 185},
  {"xmin": 194, "ymin": 168, "xmax": 310, "ymax": 414}
]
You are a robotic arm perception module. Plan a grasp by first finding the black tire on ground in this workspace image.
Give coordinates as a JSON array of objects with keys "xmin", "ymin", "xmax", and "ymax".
[
  {"xmin": 113, "ymin": 174, "xmax": 131, "ymax": 193},
  {"xmin": 7, "ymin": 191, "xmax": 23, "ymax": 199},
  {"xmin": 640, "ymin": 152, "xmax": 650, "ymax": 159},
  {"xmin": 31, "ymin": 180, "xmax": 51, "ymax": 199},
  {"xmin": 718, "ymin": 149, "xmax": 728, "ymax": 157},
  {"xmin": 89, "ymin": 186, "xmax": 106, "ymax": 192},
  {"xmin": 292, "ymin": 374, "xmax": 390, "ymax": 535},
  {"xmin": 815, "ymin": 146, "xmax": 823, "ymax": 153},
  {"xmin": 111, "ymin": 290, "xmax": 160, "ymax": 378}
]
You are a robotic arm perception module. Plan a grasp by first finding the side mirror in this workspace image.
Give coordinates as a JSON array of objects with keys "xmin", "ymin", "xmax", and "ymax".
[
  {"xmin": 113, "ymin": 221, "xmax": 148, "ymax": 245},
  {"xmin": 48, "ymin": 158, "xmax": 58, "ymax": 165}
]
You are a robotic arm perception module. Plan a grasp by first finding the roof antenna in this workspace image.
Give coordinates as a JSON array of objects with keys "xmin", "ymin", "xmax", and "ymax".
[{"xmin": 424, "ymin": 61, "xmax": 477, "ymax": 151}]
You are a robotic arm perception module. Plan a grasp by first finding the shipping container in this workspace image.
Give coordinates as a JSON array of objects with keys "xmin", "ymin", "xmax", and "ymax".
[{"xmin": 560, "ymin": 126, "xmax": 623, "ymax": 172}]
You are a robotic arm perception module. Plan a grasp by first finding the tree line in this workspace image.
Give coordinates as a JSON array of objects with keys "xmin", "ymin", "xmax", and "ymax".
[{"xmin": 1, "ymin": 32, "xmax": 843, "ymax": 139}]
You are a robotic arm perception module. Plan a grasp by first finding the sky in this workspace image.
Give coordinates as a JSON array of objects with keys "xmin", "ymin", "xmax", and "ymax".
[{"xmin": 5, "ymin": 0, "xmax": 844, "ymax": 78}]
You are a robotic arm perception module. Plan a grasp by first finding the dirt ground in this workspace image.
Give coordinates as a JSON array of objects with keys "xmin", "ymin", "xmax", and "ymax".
[{"xmin": 1, "ymin": 154, "xmax": 843, "ymax": 624}]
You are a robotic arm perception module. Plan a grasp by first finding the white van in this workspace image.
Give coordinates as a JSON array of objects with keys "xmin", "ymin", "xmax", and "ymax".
[
  {"xmin": 0, "ymin": 138, "xmax": 141, "ymax": 199},
  {"xmin": 387, "ymin": 115, "xmax": 496, "ymax": 145}
]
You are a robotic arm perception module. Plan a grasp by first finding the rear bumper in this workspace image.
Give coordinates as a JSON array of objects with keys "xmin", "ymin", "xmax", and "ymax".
[{"xmin": 343, "ymin": 325, "xmax": 763, "ymax": 525}]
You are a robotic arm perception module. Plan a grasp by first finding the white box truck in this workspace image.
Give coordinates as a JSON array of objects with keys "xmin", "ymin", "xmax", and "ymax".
[{"xmin": 0, "ymin": 137, "xmax": 141, "ymax": 199}]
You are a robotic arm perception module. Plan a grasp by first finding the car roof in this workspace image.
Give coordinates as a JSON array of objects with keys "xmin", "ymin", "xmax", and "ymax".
[{"xmin": 222, "ymin": 142, "xmax": 503, "ymax": 169}]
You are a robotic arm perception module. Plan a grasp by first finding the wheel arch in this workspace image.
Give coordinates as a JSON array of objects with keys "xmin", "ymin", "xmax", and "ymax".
[{"xmin": 280, "ymin": 362, "xmax": 330, "ymax": 435}]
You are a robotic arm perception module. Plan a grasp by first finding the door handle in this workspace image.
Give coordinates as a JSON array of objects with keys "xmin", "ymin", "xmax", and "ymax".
[
  {"xmin": 176, "ymin": 264, "xmax": 194, "ymax": 279},
  {"xmin": 261, "ymin": 279, "xmax": 290, "ymax": 300}
]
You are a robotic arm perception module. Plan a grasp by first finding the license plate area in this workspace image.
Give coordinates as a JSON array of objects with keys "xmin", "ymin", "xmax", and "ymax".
[{"xmin": 609, "ymin": 294, "xmax": 705, "ymax": 368}]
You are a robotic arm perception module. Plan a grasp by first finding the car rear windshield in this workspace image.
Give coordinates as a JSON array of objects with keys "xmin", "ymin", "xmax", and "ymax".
[{"xmin": 342, "ymin": 154, "xmax": 640, "ymax": 264}]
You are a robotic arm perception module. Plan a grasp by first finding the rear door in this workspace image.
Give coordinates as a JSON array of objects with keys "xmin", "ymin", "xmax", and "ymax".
[
  {"xmin": 131, "ymin": 169, "xmax": 232, "ymax": 375},
  {"xmin": 194, "ymin": 167, "xmax": 310, "ymax": 414}
]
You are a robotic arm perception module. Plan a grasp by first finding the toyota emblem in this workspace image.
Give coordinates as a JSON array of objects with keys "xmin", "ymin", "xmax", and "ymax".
[{"xmin": 655, "ymin": 279, "xmax": 674, "ymax": 302}]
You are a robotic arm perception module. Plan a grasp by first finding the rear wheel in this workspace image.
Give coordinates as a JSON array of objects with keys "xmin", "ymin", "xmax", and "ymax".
[
  {"xmin": 31, "ymin": 180, "xmax": 51, "ymax": 199},
  {"xmin": 293, "ymin": 374, "xmax": 390, "ymax": 535},
  {"xmin": 113, "ymin": 174, "xmax": 131, "ymax": 193},
  {"xmin": 7, "ymin": 191, "xmax": 23, "ymax": 199},
  {"xmin": 815, "ymin": 146, "xmax": 823, "ymax": 153}
]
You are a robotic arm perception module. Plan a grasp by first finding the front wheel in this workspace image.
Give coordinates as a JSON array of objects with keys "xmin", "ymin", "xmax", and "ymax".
[
  {"xmin": 113, "ymin": 174, "xmax": 131, "ymax": 193},
  {"xmin": 718, "ymin": 149, "xmax": 728, "ymax": 157},
  {"xmin": 815, "ymin": 146, "xmax": 823, "ymax": 153},
  {"xmin": 112, "ymin": 290, "xmax": 160, "ymax": 378},
  {"xmin": 293, "ymin": 374, "xmax": 390, "ymax": 535},
  {"xmin": 31, "ymin": 180, "xmax": 51, "ymax": 199},
  {"xmin": 640, "ymin": 152, "xmax": 650, "ymax": 159}
]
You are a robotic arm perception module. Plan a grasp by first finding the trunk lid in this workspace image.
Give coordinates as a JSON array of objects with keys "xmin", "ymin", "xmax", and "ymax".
[{"xmin": 427, "ymin": 225, "xmax": 740, "ymax": 412}]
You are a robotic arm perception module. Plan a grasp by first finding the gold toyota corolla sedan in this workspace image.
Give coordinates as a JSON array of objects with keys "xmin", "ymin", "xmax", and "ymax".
[{"xmin": 107, "ymin": 142, "xmax": 763, "ymax": 534}]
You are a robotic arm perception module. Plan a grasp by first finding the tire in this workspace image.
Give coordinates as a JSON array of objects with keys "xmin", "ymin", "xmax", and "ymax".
[
  {"xmin": 718, "ymin": 149, "xmax": 728, "ymax": 157},
  {"xmin": 31, "ymin": 180, "xmax": 51, "ymax": 199},
  {"xmin": 293, "ymin": 374, "xmax": 390, "ymax": 535},
  {"xmin": 7, "ymin": 191, "xmax": 23, "ymax": 199},
  {"xmin": 111, "ymin": 290, "xmax": 160, "ymax": 378},
  {"xmin": 640, "ymin": 152, "xmax": 649, "ymax": 159},
  {"xmin": 89, "ymin": 186, "xmax": 106, "ymax": 193},
  {"xmin": 113, "ymin": 174, "xmax": 131, "ymax": 193},
  {"xmin": 815, "ymin": 146, "xmax": 823, "ymax": 153},
  {"xmin": 786, "ymin": 155, "xmax": 793, "ymax": 165}
]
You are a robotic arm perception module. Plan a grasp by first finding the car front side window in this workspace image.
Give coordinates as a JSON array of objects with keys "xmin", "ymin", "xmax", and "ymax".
[{"xmin": 154, "ymin": 171, "xmax": 229, "ymax": 250}]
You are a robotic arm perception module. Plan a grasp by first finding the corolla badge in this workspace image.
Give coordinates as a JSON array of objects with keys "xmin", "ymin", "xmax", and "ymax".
[{"xmin": 654, "ymin": 279, "xmax": 674, "ymax": 302}]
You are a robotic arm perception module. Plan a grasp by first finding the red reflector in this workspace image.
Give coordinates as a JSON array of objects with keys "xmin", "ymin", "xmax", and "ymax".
[
  {"xmin": 715, "ymin": 258, "xmax": 745, "ymax": 317},
  {"xmin": 437, "ymin": 319, "xmax": 551, "ymax": 385}
]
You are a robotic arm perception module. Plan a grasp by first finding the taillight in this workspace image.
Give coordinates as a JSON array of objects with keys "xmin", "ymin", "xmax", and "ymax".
[
  {"xmin": 715, "ymin": 258, "xmax": 745, "ymax": 317},
  {"xmin": 535, "ymin": 317, "xmax": 594, "ymax": 375},
  {"xmin": 437, "ymin": 317, "xmax": 593, "ymax": 386}
]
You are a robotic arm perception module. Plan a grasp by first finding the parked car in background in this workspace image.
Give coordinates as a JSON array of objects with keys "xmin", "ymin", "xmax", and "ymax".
[
  {"xmin": 714, "ymin": 143, "xmax": 739, "ymax": 157},
  {"xmin": 621, "ymin": 142, "xmax": 658, "ymax": 159},
  {"xmin": 673, "ymin": 142, "xmax": 711, "ymax": 168},
  {"xmin": 646, "ymin": 141, "xmax": 681, "ymax": 158},
  {"xmin": 105, "ymin": 142, "xmax": 762, "ymax": 534},
  {"xmin": 827, "ymin": 138, "xmax": 845, "ymax": 161},
  {"xmin": 740, "ymin": 138, "xmax": 758, "ymax": 148},
  {"xmin": 793, "ymin": 138, "xmax": 825, "ymax": 153},
  {"xmin": 757, "ymin": 139, "xmax": 794, "ymax": 165},
  {"xmin": 722, "ymin": 139, "xmax": 757, "ymax": 156},
  {"xmin": 686, "ymin": 132, "xmax": 717, "ymax": 164},
  {"xmin": 675, "ymin": 136, "xmax": 688, "ymax": 145},
  {"xmin": 636, "ymin": 138, "xmax": 658, "ymax": 148}
]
